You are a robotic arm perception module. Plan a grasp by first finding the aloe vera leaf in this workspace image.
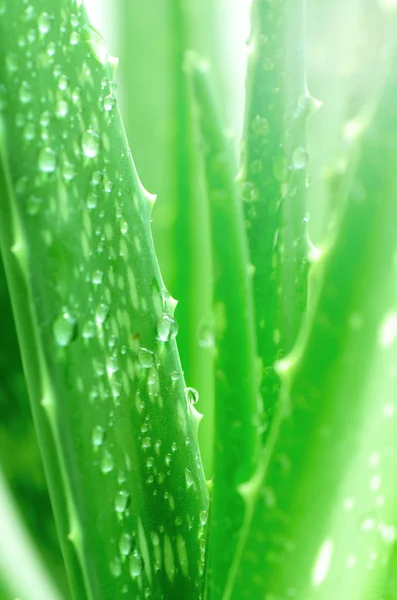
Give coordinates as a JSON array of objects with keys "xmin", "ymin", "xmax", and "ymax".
[
  {"xmin": 118, "ymin": 0, "xmax": 215, "ymax": 478},
  {"xmin": 0, "ymin": 253, "xmax": 68, "ymax": 593},
  {"xmin": 0, "ymin": 466, "xmax": 64, "ymax": 600},
  {"xmin": 241, "ymin": 0, "xmax": 311, "ymax": 426},
  {"xmin": 187, "ymin": 56, "xmax": 261, "ymax": 598},
  {"xmin": 0, "ymin": 1, "xmax": 208, "ymax": 598},
  {"xmin": 231, "ymin": 45, "xmax": 397, "ymax": 600}
]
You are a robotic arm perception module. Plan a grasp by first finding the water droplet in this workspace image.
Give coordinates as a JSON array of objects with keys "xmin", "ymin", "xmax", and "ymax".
[
  {"xmin": 46, "ymin": 41, "xmax": 56, "ymax": 56},
  {"xmin": 56, "ymin": 100, "xmax": 68, "ymax": 118},
  {"xmin": 86, "ymin": 193, "xmax": 98, "ymax": 210},
  {"xmin": 38, "ymin": 12, "xmax": 51, "ymax": 34},
  {"xmin": 252, "ymin": 115, "xmax": 270, "ymax": 136},
  {"xmin": 104, "ymin": 94, "xmax": 115, "ymax": 111},
  {"xmin": 199, "ymin": 510, "xmax": 208, "ymax": 525},
  {"xmin": 129, "ymin": 550, "xmax": 142, "ymax": 578},
  {"xmin": 58, "ymin": 74, "xmax": 68, "ymax": 91},
  {"xmin": 171, "ymin": 370, "xmax": 180, "ymax": 382},
  {"xmin": 26, "ymin": 195, "xmax": 42, "ymax": 216},
  {"xmin": 19, "ymin": 81, "xmax": 32, "ymax": 104},
  {"xmin": 240, "ymin": 180, "xmax": 259, "ymax": 203},
  {"xmin": 119, "ymin": 533, "xmax": 132, "ymax": 556},
  {"xmin": 70, "ymin": 31, "xmax": 79, "ymax": 45},
  {"xmin": 142, "ymin": 437, "xmax": 151, "ymax": 449},
  {"xmin": 184, "ymin": 468, "xmax": 194, "ymax": 488},
  {"xmin": 92, "ymin": 270, "xmax": 103, "ymax": 285},
  {"xmin": 292, "ymin": 146, "xmax": 308, "ymax": 170},
  {"xmin": 62, "ymin": 160, "xmax": 75, "ymax": 181},
  {"xmin": 52, "ymin": 310, "xmax": 76, "ymax": 347},
  {"xmin": 23, "ymin": 122, "xmax": 35, "ymax": 141},
  {"xmin": 157, "ymin": 313, "xmax": 178, "ymax": 342},
  {"xmin": 106, "ymin": 356, "xmax": 118, "ymax": 377},
  {"xmin": 82, "ymin": 320, "xmax": 95, "ymax": 339},
  {"xmin": 120, "ymin": 220, "xmax": 128, "ymax": 235},
  {"xmin": 138, "ymin": 348, "xmax": 155, "ymax": 368},
  {"xmin": 92, "ymin": 426, "xmax": 105, "ymax": 447},
  {"xmin": 198, "ymin": 322, "xmax": 215, "ymax": 348},
  {"xmin": 82, "ymin": 129, "xmax": 100, "ymax": 158},
  {"xmin": 95, "ymin": 303, "xmax": 109, "ymax": 325},
  {"xmin": 110, "ymin": 556, "xmax": 122, "ymax": 577},
  {"xmin": 185, "ymin": 387, "xmax": 199, "ymax": 406},
  {"xmin": 101, "ymin": 450, "xmax": 114, "ymax": 474},
  {"xmin": 115, "ymin": 490, "xmax": 130, "ymax": 514},
  {"xmin": 38, "ymin": 147, "xmax": 56, "ymax": 173}
]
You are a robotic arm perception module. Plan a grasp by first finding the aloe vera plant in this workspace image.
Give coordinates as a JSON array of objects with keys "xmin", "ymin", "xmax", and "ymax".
[{"xmin": 2, "ymin": 0, "xmax": 397, "ymax": 599}]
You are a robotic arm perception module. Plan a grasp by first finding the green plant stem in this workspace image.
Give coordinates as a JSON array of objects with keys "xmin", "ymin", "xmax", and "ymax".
[
  {"xmin": 188, "ymin": 56, "xmax": 261, "ymax": 599},
  {"xmin": 241, "ymin": 0, "xmax": 311, "ymax": 430},
  {"xmin": 0, "ymin": 1, "xmax": 208, "ymax": 598},
  {"xmin": 232, "ymin": 44, "xmax": 397, "ymax": 600}
]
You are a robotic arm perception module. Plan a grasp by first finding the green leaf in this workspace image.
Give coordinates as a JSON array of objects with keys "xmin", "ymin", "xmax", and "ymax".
[
  {"xmin": 186, "ymin": 55, "xmax": 261, "ymax": 599},
  {"xmin": 0, "ymin": 1, "xmax": 208, "ymax": 598},
  {"xmin": 241, "ymin": 0, "xmax": 312, "ymax": 428},
  {"xmin": 118, "ymin": 0, "xmax": 216, "ymax": 478},
  {"xmin": 0, "ymin": 466, "xmax": 64, "ymax": 600},
  {"xmin": 232, "ymin": 43, "xmax": 397, "ymax": 600},
  {"xmin": 0, "ymin": 252, "xmax": 68, "ymax": 593}
]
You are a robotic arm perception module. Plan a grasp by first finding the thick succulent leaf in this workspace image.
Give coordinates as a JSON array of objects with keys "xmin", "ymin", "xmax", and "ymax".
[
  {"xmin": 187, "ymin": 56, "xmax": 261, "ymax": 599},
  {"xmin": 0, "ymin": 252, "xmax": 68, "ymax": 593},
  {"xmin": 231, "ymin": 46, "xmax": 397, "ymax": 600},
  {"xmin": 0, "ymin": 1, "xmax": 208, "ymax": 599},
  {"xmin": 0, "ymin": 467, "xmax": 64, "ymax": 600},
  {"xmin": 119, "ymin": 0, "xmax": 216, "ymax": 477},
  {"xmin": 241, "ymin": 0, "xmax": 311, "ymax": 428}
]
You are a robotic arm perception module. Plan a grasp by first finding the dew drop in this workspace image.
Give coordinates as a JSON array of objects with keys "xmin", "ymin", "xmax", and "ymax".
[
  {"xmin": 52, "ymin": 310, "xmax": 76, "ymax": 347},
  {"xmin": 171, "ymin": 370, "xmax": 180, "ymax": 382},
  {"xmin": 70, "ymin": 31, "xmax": 79, "ymax": 45},
  {"xmin": 19, "ymin": 81, "xmax": 32, "ymax": 103},
  {"xmin": 92, "ymin": 426, "xmax": 105, "ymax": 448},
  {"xmin": 82, "ymin": 320, "xmax": 95, "ymax": 339},
  {"xmin": 38, "ymin": 147, "xmax": 56, "ymax": 173},
  {"xmin": 240, "ymin": 180, "xmax": 259, "ymax": 203},
  {"xmin": 198, "ymin": 322, "xmax": 215, "ymax": 348},
  {"xmin": 58, "ymin": 74, "xmax": 68, "ymax": 91},
  {"xmin": 23, "ymin": 122, "xmax": 35, "ymax": 141},
  {"xmin": 138, "ymin": 348, "xmax": 155, "ymax": 369},
  {"xmin": 26, "ymin": 195, "xmax": 42, "ymax": 216},
  {"xmin": 110, "ymin": 557, "xmax": 122, "ymax": 577},
  {"xmin": 104, "ymin": 94, "xmax": 115, "ymax": 111},
  {"xmin": 129, "ymin": 550, "xmax": 142, "ymax": 578},
  {"xmin": 157, "ymin": 313, "xmax": 178, "ymax": 342},
  {"xmin": 62, "ymin": 160, "xmax": 75, "ymax": 181},
  {"xmin": 115, "ymin": 490, "xmax": 130, "ymax": 514},
  {"xmin": 92, "ymin": 270, "xmax": 103, "ymax": 285},
  {"xmin": 56, "ymin": 100, "xmax": 68, "ymax": 118},
  {"xmin": 119, "ymin": 533, "xmax": 132, "ymax": 556},
  {"xmin": 252, "ymin": 115, "xmax": 270, "ymax": 136},
  {"xmin": 95, "ymin": 303, "xmax": 109, "ymax": 325},
  {"xmin": 184, "ymin": 468, "xmax": 194, "ymax": 488},
  {"xmin": 101, "ymin": 450, "xmax": 114, "ymax": 474},
  {"xmin": 199, "ymin": 510, "xmax": 208, "ymax": 525},
  {"xmin": 292, "ymin": 146, "xmax": 308, "ymax": 170},
  {"xmin": 86, "ymin": 193, "xmax": 98, "ymax": 210},
  {"xmin": 38, "ymin": 12, "xmax": 51, "ymax": 34},
  {"xmin": 82, "ymin": 129, "xmax": 100, "ymax": 158}
]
